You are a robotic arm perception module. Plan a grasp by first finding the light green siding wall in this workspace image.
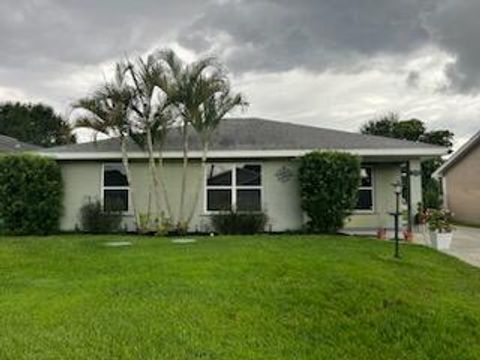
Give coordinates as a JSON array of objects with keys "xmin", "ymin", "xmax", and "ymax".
[
  {"xmin": 262, "ymin": 160, "xmax": 303, "ymax": 231},
  {"xmin": 344, "ymin": 164, "xmax": 401, "ymax": 230},
  {"xmin": 58, "ymin": 160, "xmax": 202, "ymax": 231},
  {"xmin": 60, "ymin": 161, "xmax": 102, "ymax": 231},
  {"xmin": 58, "ymin": 159, "xmax": 402, "ymax": 232}
]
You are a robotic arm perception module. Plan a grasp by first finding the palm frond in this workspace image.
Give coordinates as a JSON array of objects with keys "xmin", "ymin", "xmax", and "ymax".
[
  {"xmin": 71, "ymin": 61, "xmax": 134, "ymax": 138},
  {"xmin": 191, "ymin": 89, "xmax": 248, "ymax": 142}
]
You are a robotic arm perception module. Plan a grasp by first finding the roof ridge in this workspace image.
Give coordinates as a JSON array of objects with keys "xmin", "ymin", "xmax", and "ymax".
[{"xmin": 224, "ymin": 117, "xmax": 443, "ymax": 149}]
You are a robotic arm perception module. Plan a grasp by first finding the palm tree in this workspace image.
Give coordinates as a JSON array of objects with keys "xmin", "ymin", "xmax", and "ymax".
[
  {"xmin": 73, "ymin": 63, "xmax": 142, "ymax": 229},
  {"xmin": 126, "ymin": 55, "xmax": 175, "ymax": 222},
  {"xmin": 155, "ymin": 49, "xmax": 227, "ymax": 231},
  {"xmin": 187, "ymin": 89, "xmax": 247, "ymax": 224},
  {"xmin": 151, "ymin": 104, "xmax": 176, "ymax": 221}
]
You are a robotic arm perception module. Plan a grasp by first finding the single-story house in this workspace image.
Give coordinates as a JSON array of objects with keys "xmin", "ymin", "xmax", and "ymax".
[
  {"xmin": 433, "ymin": 130, "xmax": 480, "ymax": 225},
  {"xmin": 0, "ymin": 134, "xmax": 40, "ymax": 153},
  {"xmin": 38, "ymin": 118, "xmax": 447, "ymax": 232}
]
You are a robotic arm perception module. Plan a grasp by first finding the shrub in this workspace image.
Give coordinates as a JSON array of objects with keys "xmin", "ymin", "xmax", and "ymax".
[
  {"xmin": 0, "ymin": 154, "xmax": 63, "ymax": 235},
  {"xmin": 210, "ymin": 210, "xmax": 268, "ymax": 235},
  {"xmin": 79, "ymin": 200, "xmax": 122, "ymax": 233},
  {"xmin": 423, "ymin": 178, "xmax": 442, "ymax": 209},
  {"xmin": 138, "ymin": 212, "xmax": 173, "ymax": 236},
  {"xmin": 298, "ymin": 151, "xmax": 361, "ymax": 233}
]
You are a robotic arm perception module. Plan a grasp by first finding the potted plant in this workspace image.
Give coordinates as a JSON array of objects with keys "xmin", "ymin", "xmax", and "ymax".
[
  {"xmin": 414, "ymin": 202, "xmax": 427, "ymax": 225},
  {"xmin": 425, "ymin": 208, "xmax": 454, "ymax": 250},
  {"xmin": 377, "ymin": 227, "xmax": 387, "ymax": 240},
  {"xmin": 403, "ymin": 228, "xmax": 414, "ymax": 242}
]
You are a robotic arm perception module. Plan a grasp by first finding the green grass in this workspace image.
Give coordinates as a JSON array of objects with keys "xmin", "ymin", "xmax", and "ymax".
[{"xmin": 1, "ymin": 234, "xmax": 480, "ymax": 359}]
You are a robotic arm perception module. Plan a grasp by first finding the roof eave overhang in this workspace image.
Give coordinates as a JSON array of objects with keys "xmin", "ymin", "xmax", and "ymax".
[
  {"xmin": 433, "ymin": 131, "xmax": 480, "ymax": 178},
  {"xmin": 38, "ymin": 147, "xmax": 448, "ymax": 160}
]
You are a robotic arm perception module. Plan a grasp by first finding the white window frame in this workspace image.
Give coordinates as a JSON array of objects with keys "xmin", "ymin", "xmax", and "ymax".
[
  {"xmin": 354, "ymin": 166, "xmax": 375, "ymax": 214},
  {"xmin": 101, "ymin": 163, "xmax": 131, "ymax": 215},
  {"xmin": 204, "ymin": 163, "xmax": 263, "ymax": 214}
]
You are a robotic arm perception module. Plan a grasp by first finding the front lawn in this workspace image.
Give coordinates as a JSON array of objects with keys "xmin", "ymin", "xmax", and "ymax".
[{"xmin": 1, "ymin": 235, "xmax": 480, "ymax": 359}]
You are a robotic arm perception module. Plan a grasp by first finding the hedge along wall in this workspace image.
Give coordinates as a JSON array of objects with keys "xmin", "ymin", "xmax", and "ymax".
[
  {"xmin": 0, "ymin": 154, "xmax": 63, "ymax": 235},
  {"xmin": 298, "ymin": 151, "xmax": 361, "ymax": 233}
]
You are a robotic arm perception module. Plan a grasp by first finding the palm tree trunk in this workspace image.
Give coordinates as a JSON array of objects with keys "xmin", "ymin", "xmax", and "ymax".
[
  {"xmin": 121, "ymin": 137, "xmax": 141, "ymax": 231},
  {"xmin": 187, "ymin": 141, "xmax": 208, "ymax": 225},
  {"xmin": 156, "ymin": 148, "xmax": 173, "ymax": 220},
  {"xmin": 177, "ymin": 119, "xmax": 189, "ymax": 231},
  {"xmin": 146, "ymin": 127, "xmax": 162, "ymax": 219}
]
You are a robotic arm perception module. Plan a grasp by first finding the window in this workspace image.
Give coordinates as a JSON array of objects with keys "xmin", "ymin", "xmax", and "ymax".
[
  {"xmin": 356, "ymin": 167, "xmax": 374, "ymax": 211},
  {"xmin": 206, "ymin": 164, "xmax": 262, "ymax": 212},
  {"xmin": 103, "ymin": 163, "xmax": 129, "ymax": 212}
]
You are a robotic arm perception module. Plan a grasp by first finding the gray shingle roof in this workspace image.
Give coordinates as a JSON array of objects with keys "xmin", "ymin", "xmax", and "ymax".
[
  {"xmin": 41, "ymin": 117, "xmax": 444, "ymax": 155},
  {"xmin": 0, "ymin": 134, "xmax": 41, "ymax": 152}
]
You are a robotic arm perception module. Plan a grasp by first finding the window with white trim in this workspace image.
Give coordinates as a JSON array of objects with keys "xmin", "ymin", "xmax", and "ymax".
[
  {"xmin": 356, "ymin": 167, "xmax": 374, "ymax": 211},
  {"xmin": 103, "ymin": 163, "xmax": 129, "ymax": 212},
  {"xmin": 206, "ymin": 164, "xmax": 262, "ymax": 212}
]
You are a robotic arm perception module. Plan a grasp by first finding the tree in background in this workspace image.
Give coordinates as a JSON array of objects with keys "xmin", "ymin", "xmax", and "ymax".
[
  {"xmin": 361, "ymin": 113, "xmax": 454, "ymax": 209},
  {"xmin": 0, "ymin": 102, "xmax": 76, "ymax": 147},
  {"xmin": 360, "ymin": 112, "xmax": 454, "ymax": 148},
  {"xmin": 361, "ymin": 112, "xmax": 429, "ymax": 142}
]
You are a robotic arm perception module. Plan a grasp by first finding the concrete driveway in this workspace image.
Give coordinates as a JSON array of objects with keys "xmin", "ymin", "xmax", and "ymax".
[{"xmin": 443, "ymin": 226, "xmax": 480, "ymax": 267}]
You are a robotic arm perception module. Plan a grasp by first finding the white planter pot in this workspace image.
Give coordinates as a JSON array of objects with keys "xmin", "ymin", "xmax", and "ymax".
[{"xmin": 430, "ymin": 231, "xmax": 453, "ymax": 250}]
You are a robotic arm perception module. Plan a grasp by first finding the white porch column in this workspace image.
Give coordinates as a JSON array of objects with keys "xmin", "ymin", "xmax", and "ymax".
[{"xmin": 409, "ymin": 159, "xmax": 423, "ymax": 225}]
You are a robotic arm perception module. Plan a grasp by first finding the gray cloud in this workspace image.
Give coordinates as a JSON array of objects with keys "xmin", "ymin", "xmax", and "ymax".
[
  {"xmin": 179, "ymin": 0, "xmax": 438, "ymax": 73},
  {"xmin": 0, "ymin": 0, "xmax": 208, "ymax": 109},
  {"xmin": 178, "ymin": 0, "xmax": 480, "ymax": 93},
  {"xmin": 424, "ymin": 0, "xmax": 480, "ymax": 92},
  {"xmin": 0, "ymin": 0, "xmax": 204, "ymax": 66},
  {"xmin": 1, "ymin": 0, "xmax": 480, "ymax": 92},
  {"xmin": 0, "ymin": 0, "xmax": 479, "ymax": 148}
]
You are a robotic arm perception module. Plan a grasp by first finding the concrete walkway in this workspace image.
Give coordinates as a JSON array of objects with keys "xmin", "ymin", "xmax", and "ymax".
[
  {"xmin": 443, "ymin": 226, "xmax": 480, "ymax": 267},
  {"xmin": 347, "ymin": 226, "xmax": 480, "ymax": 267}
]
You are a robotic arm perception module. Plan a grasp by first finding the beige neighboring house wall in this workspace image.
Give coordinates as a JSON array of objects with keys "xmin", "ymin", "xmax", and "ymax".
[
  {"xmin": 58, "ymin": 159, "xmax": 404, "ymax": 232},
  {"xmin": 443, "ymin": 144, "xmax": 480, "ymax": 225},
  {"xmin": 434, "ymin": 130, "xmax": 480, "ymax": 226}
]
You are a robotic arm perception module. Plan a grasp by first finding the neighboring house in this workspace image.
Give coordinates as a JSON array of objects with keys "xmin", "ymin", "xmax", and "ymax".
[
  {"xmin": 0, "ymin": 134, "xmax": 40, "ymax": 153},
  {"xmin": 38, "ymin": 118, "xmax": 446, "ymax": 232},
  {"xmin": 433, "ymin": 130, "xmax": 480, "ymax": 225}
]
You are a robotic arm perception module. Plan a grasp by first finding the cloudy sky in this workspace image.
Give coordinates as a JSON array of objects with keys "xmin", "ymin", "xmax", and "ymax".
[{"xmin": 1, "ymin": 0, "xmax": 479, "ymax": 147}]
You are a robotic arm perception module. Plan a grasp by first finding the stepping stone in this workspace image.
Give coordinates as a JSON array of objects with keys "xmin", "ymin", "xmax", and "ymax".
[
  {"xmin": 104, "ymin": 241, "xmax": 132, "ymax": 247},
  {"xmin": 171, "ymin": 238, "xmax": 197, "ymax": 244}
]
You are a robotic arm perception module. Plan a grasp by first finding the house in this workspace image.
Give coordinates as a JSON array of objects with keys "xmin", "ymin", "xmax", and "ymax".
[
  {"xmin": 0, "ymin": 134, "xmax": 40, "ymax": 153},
  {"xmin": 38, "ymin": 118, "xmax": 446, "ymax": 232},
  {"xmin": 433, "ymin": 130, "xmax": 480, "ymax": 225}
]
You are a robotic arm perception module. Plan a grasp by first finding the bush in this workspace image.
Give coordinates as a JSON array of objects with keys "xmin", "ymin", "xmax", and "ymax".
[
  {"xmin": 210, "ymin": 210, "xmax": 268, "ymax": 235},
  {"xmin": 79, "ymin": 200, "xmax": 122, "ymax": 233},
  {"xmin": 298, "ymin": 151, "xmax": 361, "ymax": 233},
  {"xmin": 423, "ymin": 178, "xmax": 442, "ymax": 209},
  {"xmin": 0, "ymin": 154, "xmax": 63, "ymax": 235}
]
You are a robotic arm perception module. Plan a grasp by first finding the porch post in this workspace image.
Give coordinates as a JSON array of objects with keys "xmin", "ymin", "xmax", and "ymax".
[{"xmin": 408, "ymin": 159, "xmax": 422, "ymax": 227}]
